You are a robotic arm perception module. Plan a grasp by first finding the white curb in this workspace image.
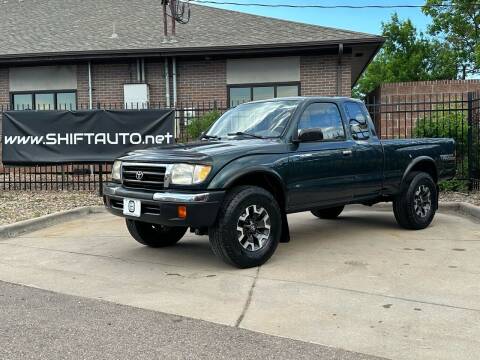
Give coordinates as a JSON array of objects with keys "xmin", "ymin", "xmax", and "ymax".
[
  {"xmin": 362, "ymin": 201, "xmax": 480, "ymax": 220},
  {"xmin": 0, "ymin": 206, "xmax": 106, "ymax": 239},
  {"xmin": 440, "ymin": 202, "xmax": 480, "ymax": 220}
]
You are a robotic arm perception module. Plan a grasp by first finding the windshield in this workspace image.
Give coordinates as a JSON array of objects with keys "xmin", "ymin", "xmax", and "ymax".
[{"xmin": 206, "ymin": 100, "xmax": 299, "ymax": 139}]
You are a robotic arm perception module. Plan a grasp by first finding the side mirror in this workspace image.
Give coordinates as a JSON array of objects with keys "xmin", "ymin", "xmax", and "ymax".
[
  {"xmin": 297, "ymin": 128, "xmax": 324, "ymax": 142},
  {"xmin": 349, "ymin": 119, "xmax": 369, "ymax": 140}
]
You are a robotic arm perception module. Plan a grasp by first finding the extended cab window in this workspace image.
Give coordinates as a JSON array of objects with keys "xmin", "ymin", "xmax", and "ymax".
[
  {"xmin": 298, "ymin": 103, "xmax": 345, "ymax": 140},
  {"xmin": 345, "ymin": 102, "xmax": 367, "ymax": 123},
  {"xmin": 345, "ymin": 101, "xmax": 372, "ymax": 138}
]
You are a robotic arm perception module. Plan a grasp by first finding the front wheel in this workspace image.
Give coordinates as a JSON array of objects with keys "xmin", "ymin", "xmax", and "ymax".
[
  {"xmin": 393, "ymin": 172, "xmax": 437, "ymax": 230},
  {"xmin": 126, "ymin": 219, "xmax": 187, "ymax": 247},
  {"xmin": 209, "ymin": 186, "xmax": 282, "ymax": 269},
  {"xmin": 311, "ymin": 206, "xmax": 344, "ymax": 219}
]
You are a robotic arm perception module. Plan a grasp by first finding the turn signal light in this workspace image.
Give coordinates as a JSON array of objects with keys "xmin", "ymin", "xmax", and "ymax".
[{"xmin": 178, "ymin": 205, "xmax": 187, "ymax": 219}]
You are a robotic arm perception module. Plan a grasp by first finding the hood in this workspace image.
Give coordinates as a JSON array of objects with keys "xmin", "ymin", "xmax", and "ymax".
[{"xmin": 119, "ymin": 139, "xmax": 288, "ymax": 165}]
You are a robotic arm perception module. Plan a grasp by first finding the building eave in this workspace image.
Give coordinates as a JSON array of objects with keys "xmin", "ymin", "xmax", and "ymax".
[
  {"xmin": 351, "ymin": 42, "xmax": 384, "ymax": 87},
  {"xmin": 0, "ymin": 37, "xmax": 385, "ymax": 65}
]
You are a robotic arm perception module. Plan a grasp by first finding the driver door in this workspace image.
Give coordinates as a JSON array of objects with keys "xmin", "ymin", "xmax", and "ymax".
[{"xmin": 287, "ymin": 102, "xmax": 356, "ymax": 210}]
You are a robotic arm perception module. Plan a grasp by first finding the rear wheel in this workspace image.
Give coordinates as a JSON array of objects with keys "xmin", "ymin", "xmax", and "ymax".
[
  {"xmin": 311, "ymin": 206, "xmax": 344, "ymax": 219},
  {"xmin": 126, "ymin": 219, "xmax": 187, "ymax": 247},
  {"xmin": 393, "ymin": 172, "xmax": 437, "ymax": 230},
  {"xmin": 209, "ymin": 186, "xmax": 281, "ymax": 269}
]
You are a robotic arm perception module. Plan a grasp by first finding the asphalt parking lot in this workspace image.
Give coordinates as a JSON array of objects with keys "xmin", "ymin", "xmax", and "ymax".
[{"xmin": 0, "ymin": 206, "xmax": 479, "ymax": 360}]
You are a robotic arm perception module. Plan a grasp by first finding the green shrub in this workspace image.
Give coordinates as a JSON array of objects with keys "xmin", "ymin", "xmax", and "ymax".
[
  {"xmin": 186, "ymin": 110, "xmax": 221, "ymax": 139},
  {"xmin": 413, "ymin": 110, "xmax": 468, "ymax": 147},
  {"xmin": 413, "ymin": 108, "xmax": 480, "ymax": 185},
  {"xmin": 439, "ymin": 179, "xmax": 469, "ymax": 192}
]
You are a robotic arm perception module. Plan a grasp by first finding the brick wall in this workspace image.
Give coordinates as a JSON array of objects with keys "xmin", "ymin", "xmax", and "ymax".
[
  {"xmin": 376, "ymin": 80, "xmax": 480, "ymax": 101},
  {"xmin": 0, "ymin": 67, "xmax": 9, "ymax": 106},
  {"xmin": 90, "ymin": 63, "xmax": 136, "ymax": 106},
  {"xmin": 176, "ymin": 59, "xmax": 227, "ymax": 104},
  {"xmin": 145, "ymin": 61, "xmax": 166, "ymax": 107},
  {"xmin": 76, "ymin": 64, "xmax": 90, "ymax": 107},
  {"xmin": 368, "ymin": 80, "xmax": 480, "ymax": 138},
  {"xmin": 75, "ymin": 61, "xmax": 165, "ymax": 108},
  {"xmin": 0, "ymin": 67, "xmax": 8, "ymax": 169},
  {"xmin": 0, "ymin": 56, "xmax": 354, "ymax": 109},
  {"xmin": 300, "ymin": 55, "xmax": 352, "ymax": 97}
]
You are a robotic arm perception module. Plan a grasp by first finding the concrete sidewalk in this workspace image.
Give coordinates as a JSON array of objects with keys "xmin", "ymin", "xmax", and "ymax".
[{"xmin": 0, "ymin": 207, "xmax": 479, "ymax": 359}]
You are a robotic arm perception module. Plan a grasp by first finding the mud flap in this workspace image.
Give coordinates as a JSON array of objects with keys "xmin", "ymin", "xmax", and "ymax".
[{"xmin": 280, "ymin": 211, "xmax": 290, "ymax": 243}]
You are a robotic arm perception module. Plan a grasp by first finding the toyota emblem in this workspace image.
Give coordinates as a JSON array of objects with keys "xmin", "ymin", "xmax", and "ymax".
[{"xmin": 136, "ymin": 171, "xmax": 144, "ymax": 180}]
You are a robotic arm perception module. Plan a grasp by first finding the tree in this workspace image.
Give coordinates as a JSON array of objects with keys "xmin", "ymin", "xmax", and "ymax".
[
  {"xmin": 423, "ymin": 0, "xmax": 480, "ymax": 79},
  {"xmin": 353, "ymin": 14, "xmax": 459, "ymax": 98}
]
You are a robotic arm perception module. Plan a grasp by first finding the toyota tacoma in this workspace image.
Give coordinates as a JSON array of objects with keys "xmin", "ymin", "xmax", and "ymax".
[{"xmin": 103, "ymin": 97, "xmax": 456, "ymax": 268}]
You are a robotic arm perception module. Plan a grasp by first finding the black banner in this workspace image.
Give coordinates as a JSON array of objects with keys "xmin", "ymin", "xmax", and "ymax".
[{"xmin": 2, "ymin": 109, "xmax": 175, "ymax": 164}]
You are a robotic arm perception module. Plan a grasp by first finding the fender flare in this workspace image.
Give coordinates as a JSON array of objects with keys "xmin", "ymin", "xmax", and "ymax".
[{"xmin": 401, "ymin": 156, "xmax": 438, "ymax": 185}]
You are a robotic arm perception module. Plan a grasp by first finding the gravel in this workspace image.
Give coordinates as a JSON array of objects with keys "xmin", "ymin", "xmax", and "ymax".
[
  {"xmin": 440, "ymin": 191, "xmax": 480, "ymax": 207},
  {"xmin": 0, "ymin": 190, "xmax": 478, "ymax": 227},
  {"xmin": 0, "ymin": 191, "xmax": 103, "ymax": 226}
]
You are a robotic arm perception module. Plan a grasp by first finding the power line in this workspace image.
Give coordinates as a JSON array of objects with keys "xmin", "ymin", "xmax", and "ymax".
[{"xmin": 190, "ymin": 1, "xmax": 480, "ymax": 9}]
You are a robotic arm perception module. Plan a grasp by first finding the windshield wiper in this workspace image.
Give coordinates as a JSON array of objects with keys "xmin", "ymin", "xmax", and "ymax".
[
  {"xmin": 227, "ymin": 131, "xmax": 265, "ymax": 139},
  {"xmin": 201, "ymin": 134, "xmax": 220, "ymax": 140}
]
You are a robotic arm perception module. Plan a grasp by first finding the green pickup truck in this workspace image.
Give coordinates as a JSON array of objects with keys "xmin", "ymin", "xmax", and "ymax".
[{"xmin": 104, "ymin": 97, "xmax": 456, "ymax": 268}]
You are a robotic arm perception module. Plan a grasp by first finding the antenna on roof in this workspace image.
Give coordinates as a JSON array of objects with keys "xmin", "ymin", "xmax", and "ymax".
[
  {"xmin": 161, "ymin": 0, "xmax": 191, "ymax": 42},
  {"xmin": 110, "ymin": 22, "xmax": 118, "ymax": 39}
]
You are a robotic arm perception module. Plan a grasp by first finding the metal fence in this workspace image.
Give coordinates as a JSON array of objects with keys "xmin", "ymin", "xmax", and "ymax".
[
  {"xmin": 1, "ymin": 93, "xmax": 479, "ymax": 192},
  {"xmin": 366, "ymin": 91, "xmax": 480, "ymax": 190}
]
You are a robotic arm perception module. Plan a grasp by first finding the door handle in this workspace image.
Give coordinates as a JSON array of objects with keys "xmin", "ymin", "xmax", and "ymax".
[{"xmin": 342, "ymin": 150, "xmax": 353, "ymax": 156}]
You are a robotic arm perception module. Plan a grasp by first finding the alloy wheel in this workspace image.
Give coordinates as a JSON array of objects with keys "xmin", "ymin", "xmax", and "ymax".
[
  {"xmin": 413, "ymin": 184, "xmax": 432, "ymax": 218},
  {"xmin": 236, "ymin": 205, "xmax": 271, "ymax": 251}
]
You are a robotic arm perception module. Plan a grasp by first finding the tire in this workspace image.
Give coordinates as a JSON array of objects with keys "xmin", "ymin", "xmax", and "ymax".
[
  {"xmin": 393, "ymin": 172, "xmax": 438, "ymax": 230},
  {"xmin": 209, "ymin": 186, "xmax": 282, "ymax": 269},
  {"xmin": 311, "ymin": 206, "xmax": 345, "ymax": 219},
  {"xmin": 126, "ymin": 219, "xmax": 187, "ymax": 247}
]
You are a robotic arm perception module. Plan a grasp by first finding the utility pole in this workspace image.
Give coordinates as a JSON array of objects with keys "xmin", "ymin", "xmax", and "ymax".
[
  {"xmin": 161, "ymin": 0, "xmax": 190, "ymax": 41},
  {"xmin": 171, "ymin": 0, "xmax": 176, "ymax": 37},
  {"xmin": 162, "ymin": 0, "xmax": 168, "ymax": 39}
]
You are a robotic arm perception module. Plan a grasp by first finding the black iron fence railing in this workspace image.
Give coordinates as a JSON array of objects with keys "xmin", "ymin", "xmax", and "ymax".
[
  {"xmin": 0, "ymin": 163, "xmax": 110, "ymax": 192},
  {"xmin": 1, "ymin": 93, "xmax": 479, "ymax": 192},
  {"xmin": 366, "ymin": 92, "xmax": 479, "ymax": 190}
]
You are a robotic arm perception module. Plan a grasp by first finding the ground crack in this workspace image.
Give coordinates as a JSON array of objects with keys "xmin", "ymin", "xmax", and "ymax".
[{"xmin": 235, "ymin": 266, "xmax": 260, "ymax": 328}]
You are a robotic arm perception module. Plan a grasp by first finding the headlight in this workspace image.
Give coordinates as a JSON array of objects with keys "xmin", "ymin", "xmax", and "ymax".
[
  {"xmin": 111, "ymin": 160, "xmax": 122, "ymax": 181},
  {"xmin": 171, "ymin": 164, "xmax": 212, "ymax": 185}
]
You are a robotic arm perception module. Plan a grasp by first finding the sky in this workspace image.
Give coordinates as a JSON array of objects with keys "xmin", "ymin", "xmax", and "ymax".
[{"xmin": 195, "ymin": 0, "xmax": 432, "ymax": 36}]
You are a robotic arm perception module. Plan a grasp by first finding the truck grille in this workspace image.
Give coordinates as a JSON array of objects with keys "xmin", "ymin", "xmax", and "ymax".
[{"xmin": 122, "ymin": 163, "xmax": 167, "ymax": 191}]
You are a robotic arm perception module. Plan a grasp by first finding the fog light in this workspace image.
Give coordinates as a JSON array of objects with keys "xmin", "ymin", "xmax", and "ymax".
[{"xmin": 178, "ymin": 205, "xmax": 187, "ymax": 219}]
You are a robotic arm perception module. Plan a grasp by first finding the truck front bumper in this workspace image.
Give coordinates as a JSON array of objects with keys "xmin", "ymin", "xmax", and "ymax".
[{"xmin": 103, "ymin": 182, "xmax": 225, "ymax": 228}]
